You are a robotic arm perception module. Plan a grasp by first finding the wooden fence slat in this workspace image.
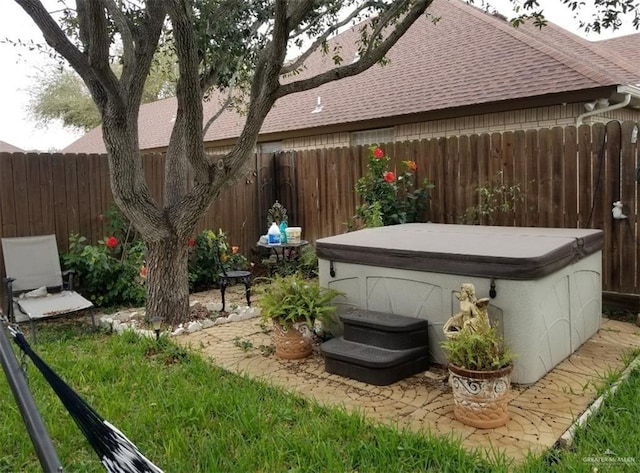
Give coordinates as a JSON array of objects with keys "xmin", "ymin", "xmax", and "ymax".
[
  {"xmin": 51, "ymin": 154, "xmax": 69, "ymax": 250},
  {"xmin": 25, "ymin": 153, "xmax": 43, "ymax": 236},
  {"xmin": 444, "ymin": 136, "xmax": 458, "ymax": 223},
  {"xmin": 537, "ymin": 128, "xmax": 552, "ymax": 227},
  {"xmin": 11, "ymin": 154, "xmax": 30, "ymax": 237},
  {"xmin": 64, "ymin": 153, "xmax": 80, "ymax": 239},
  {"xmin": 551, "ymin": 127, "xmax": 564, "ymax": 228},
  {"xmin": 619, "ymin": 121, "xmax": 637, "ymax": 293},
  {"xmin": 77, "ymin": 154, "xmax": 92, "ymax": 241},
  {"xmin": 563, "ymin": 126, "xmax": 578, "ymax": 229},
  {"xmin": 458, "ymin": 135, "xmax": 473, "ymax": 223},
  {"xmin": 512, "ymin": 130, "xmax": 527, "ymax": 227},
  {"xmin": 525, "ymin": 129, "xmax": 539, "ymax": 227},
  {"xmin": 0, "ymin": 154, "xmax": 17, "ymax": 237},
  {"xmin": 577, "ymin": 124, "xmax": 592, "ymax": 229},
  {"xmin": 605, "ymin": 121, "xmax": 622, "ymax": 292}
]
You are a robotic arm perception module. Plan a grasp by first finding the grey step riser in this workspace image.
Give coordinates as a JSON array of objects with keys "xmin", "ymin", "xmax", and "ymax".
[
  {"xmin": 324, "ymin": 354, "xmax": 430, "ymax": 386},
  {"xmin": 343, "ymin": 324, "xmax": 429, "ymax": 350}
]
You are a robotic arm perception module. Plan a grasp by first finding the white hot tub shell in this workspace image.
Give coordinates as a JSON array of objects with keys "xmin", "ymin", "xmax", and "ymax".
[{"xmin": 316, "ymin": 223, "xmax": 603, "ymax": 384}]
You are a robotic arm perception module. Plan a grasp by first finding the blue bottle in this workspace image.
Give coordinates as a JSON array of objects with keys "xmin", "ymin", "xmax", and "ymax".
[{"xmin": 279, "ymin": 221, "xmax": 288, "ymax": 244}]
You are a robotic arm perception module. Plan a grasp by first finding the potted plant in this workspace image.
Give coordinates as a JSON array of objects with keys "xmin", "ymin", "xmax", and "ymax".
[
  {"xmin": 259, "ymin": 273, "xmax": 343, "ymax": 359},
  {"xmin": 441, "ymin": 283, "xmax": 515, "ymax": 429}
]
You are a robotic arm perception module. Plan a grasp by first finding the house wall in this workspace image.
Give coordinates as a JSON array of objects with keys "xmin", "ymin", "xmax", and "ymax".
[{"xmin": 200, "ymin": 102, "xmax": 640, "ymax": 154}]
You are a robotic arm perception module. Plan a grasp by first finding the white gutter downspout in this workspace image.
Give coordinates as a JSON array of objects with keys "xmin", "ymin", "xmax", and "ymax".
[{"xmin": 576, "ymin": 93, "xmax": 631, "ymax": 126}]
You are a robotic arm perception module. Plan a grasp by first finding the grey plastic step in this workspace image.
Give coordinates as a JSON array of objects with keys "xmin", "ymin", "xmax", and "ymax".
[
  {"xmin": 321, "ymin": 338, "xmax": 429, "ymax": 386},
  {"xmin": 340, "ymin": 309, "xmax": 428, "ymax": 331},
  {"xmin": 340, "ymin": 309, "xmax": 429, "ymax": 350}
]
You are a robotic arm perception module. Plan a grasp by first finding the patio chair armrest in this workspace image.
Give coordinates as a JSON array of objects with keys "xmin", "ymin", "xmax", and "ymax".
[{"xmin": 2, "ymin": 278, "xmax": 15, "ymax": 321}]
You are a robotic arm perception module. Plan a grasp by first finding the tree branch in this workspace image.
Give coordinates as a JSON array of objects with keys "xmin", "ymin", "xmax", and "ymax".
[
  {"xmin": 165, "ymin": 0, "xmax": 207, "ymax": 199},
  {"xmin": 202, "ymin": 88, "xmax": 234, "ymax": 137},
  {"xmin": 281, "ymin": 1, "xmax": 379, "ymax": 75},
  {"xmin": 276, "ymin": 0, "xmax": 432, "ymax": 99},
  {"xmin": 15, "ymin": 0, "xmax": 95, "ymax": 88}
]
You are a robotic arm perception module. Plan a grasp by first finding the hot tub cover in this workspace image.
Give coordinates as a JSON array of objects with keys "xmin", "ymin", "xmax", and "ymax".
[{"xmin": 316, "ymin": 224, "xmax": 603, "ymax": 280}]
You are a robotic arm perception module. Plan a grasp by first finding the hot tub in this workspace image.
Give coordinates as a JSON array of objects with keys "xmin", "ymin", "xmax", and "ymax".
[{"xmin": 316, "ymin": 223, "xmax": 603, "ymax": 384}]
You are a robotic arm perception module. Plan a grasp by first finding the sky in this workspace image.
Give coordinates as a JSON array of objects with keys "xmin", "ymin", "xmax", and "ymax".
[{"xmin": 0, "ymin": 0, "xmax": 637, "ymax": 152}]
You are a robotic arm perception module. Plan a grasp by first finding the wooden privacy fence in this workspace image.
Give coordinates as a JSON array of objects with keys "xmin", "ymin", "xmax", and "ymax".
[
  {"xmin": 277, "ymin": 121, "xmax": 640, "ymax": 297},
  {"xmin": 1, "ymin": 120, "xmax": 639, "ymax": 299},
  {"xmin": 0, "ymin": 152, "xmax": 264, "ymax": 286}
]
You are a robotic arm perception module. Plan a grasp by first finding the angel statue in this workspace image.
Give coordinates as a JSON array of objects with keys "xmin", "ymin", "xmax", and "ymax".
[{"xmin": 443, "ymin": 283, "xmax": 491, "ymax": 339}]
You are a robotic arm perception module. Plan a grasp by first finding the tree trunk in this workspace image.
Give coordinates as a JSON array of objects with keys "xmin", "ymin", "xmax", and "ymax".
[{"xmin": 145, "ymin": 238, "xmax": 190, "ymax": 326}]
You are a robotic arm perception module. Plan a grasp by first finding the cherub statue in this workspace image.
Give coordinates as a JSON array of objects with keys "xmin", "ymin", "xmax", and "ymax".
[{"xmin": 443, "ymin": 283, "xmax": 491, "ymax": 339}]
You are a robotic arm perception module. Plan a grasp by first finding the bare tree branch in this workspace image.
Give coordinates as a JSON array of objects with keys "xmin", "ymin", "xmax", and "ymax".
[
  {"xmin": 281, "ymin": 0, "xmax": 379, "ymax": 75},
  {"xmin": 202, "ymin": 88, "xmax": 234, "ymax": 137},
  {"xmin": 276, "ymin": 0, "xmax": 432, "ymax": 99}
]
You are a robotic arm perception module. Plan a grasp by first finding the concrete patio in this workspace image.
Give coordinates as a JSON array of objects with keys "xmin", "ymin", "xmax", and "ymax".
[{"xmin": 175, "ymin": 302, "xmax": 640, "ymax": 464}]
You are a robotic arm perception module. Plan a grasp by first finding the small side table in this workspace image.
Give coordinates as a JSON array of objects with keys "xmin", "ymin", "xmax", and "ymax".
[{"xmin": 257, "ymin": 240, "xmax": 309, "ymax": 274}]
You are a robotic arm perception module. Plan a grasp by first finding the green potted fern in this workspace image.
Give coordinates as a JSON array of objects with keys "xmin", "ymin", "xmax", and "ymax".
[
  {"xmin": 259, "ymin": 273, "xmax": 343, "ymax": 359},
  {"xmin": 441, "ymin": 283, "xmax": 515, "ymax": 429}
]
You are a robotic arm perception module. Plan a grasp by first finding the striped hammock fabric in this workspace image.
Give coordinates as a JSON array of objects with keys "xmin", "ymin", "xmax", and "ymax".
[{"xmin": 9, "ymin": 327, "xmax": 164, "ymax": 473}]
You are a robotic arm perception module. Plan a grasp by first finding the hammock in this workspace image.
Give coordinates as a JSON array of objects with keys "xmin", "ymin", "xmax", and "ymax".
[{"xmin": 8, "ymin": 326, "xmax": 164, "ymax": 473}]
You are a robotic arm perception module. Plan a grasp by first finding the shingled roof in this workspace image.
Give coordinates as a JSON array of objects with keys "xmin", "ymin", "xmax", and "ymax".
[
  {"xmin": 64, "ymin": 0, "xmax": 640, "ymax": 154},
  {"xmin": 0, "ymin": 140, "xmax": 25, "ymax": 153}
]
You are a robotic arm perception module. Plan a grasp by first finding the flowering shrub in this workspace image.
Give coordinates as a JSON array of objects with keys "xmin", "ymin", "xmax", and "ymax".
[
  {"xmin": 61, "ymin": 234, "xmax": 146, "ymax": 307},
  {"xmin": 188, "ymin": 229, "xmax": 249, "ymax": 291},
  {"xmin": 352, "ymin": 145, "xmax": 433, "ymax": 228}
]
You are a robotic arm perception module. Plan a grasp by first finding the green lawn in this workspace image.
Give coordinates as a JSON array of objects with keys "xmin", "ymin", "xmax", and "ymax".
[{"xmin": 0, "ymin": 322, "xmax": 638, "ymax": 472}]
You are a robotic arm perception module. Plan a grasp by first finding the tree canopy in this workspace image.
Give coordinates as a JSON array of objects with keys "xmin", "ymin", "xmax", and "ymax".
[{"xmin": 28, "ymin": 53, "xmax": 177, "ymax": 132}]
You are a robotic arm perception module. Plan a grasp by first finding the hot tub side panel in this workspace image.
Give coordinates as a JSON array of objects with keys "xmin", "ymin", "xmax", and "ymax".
[{"xmin": 319, "ymin": 251, "xmax": 601, "ymax": 385}]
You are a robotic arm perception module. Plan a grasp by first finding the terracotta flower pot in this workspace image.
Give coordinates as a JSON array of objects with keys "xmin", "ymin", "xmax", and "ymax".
[
  {"xmin": 448, "ymin": 363, "xmax": 512, "ymax": 429},
  {"xmin": 272, "ymin": 321, "xmax": 312, "ymax": 359}
]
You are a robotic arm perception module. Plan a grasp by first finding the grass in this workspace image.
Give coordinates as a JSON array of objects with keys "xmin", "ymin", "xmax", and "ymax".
[
  {"xmin": 0, "ymin": 322, "xmax": 505, "ymax": 472},
  {"xmin": 2, "ymin": 321, "xmax": 640, "ymax": 472},
  {"xmin": 518, "ymin": 366, "xmax": 640, "ymax": 473}
]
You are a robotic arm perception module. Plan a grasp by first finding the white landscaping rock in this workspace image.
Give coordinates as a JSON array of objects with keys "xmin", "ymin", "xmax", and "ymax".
[
  {"xmin": 190, "ymin": 300, "xmax": 202, "ymax": 308},
  {"xmin": 171, "ymin": 327, "xmax": 186, "ymax": 336},
  {"xmin": 228, "ymin": 313, "xmax": 242, "ymax": 322},
  {"xmin": 100, "ymin": 317, "xmax": 113, "ymax": 330},
  {"xmin": 114, "ymin": 323, "xmax": 129, "ymax": 334},
  {"xmin": 202, "ymin": 319, "xmax": 215, "ymax": 328},
  {"xmin": 215, "ymin": 316, "xmax": 229, "ymax": 325},
  {"xmin": 187, "ymin": 321, "xmax": 203, "ymax": 333},
  {"xmin": 207, "ymin": 302, "xmax": 223, "ymax": 312}
]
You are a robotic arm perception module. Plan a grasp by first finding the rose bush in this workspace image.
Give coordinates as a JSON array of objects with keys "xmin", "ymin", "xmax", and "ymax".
[
  {"xmin": 61, "ymin": 234, "xmax": 146, "ymax": 307},
  {"xmin": 352, "ymin": 145, "xmax": 433, "ymax": 228}
]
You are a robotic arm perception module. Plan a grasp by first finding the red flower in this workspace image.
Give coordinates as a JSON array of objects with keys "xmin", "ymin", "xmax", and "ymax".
[
  {"xmin": 188, "ymin": 238, "xmax": 196, "ymax": 247},
  {"xmin": 140, "ymin": 266, "xmax": 148, "ymax": 279},
  {"xmin": 406, "ymin": 160, "xmax": 417, "ymax": 171},
  {"xmin": 373, "ymin": 147, "xmax": 385, "ymax": 159},
  {"xmin": 105, "ymin": 236, "xmax": 118, "ymax": 249},
  {"xmin": 232, "ymin": 245, "xmax": 240, "ymax": 254},
  {"xmin": 383, "ymin": 171, "xmax": 395, "ymax": 183}
]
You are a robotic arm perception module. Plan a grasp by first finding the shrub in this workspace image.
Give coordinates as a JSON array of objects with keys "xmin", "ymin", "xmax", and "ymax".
[
  {"xmin": 61, "ymin": 234, "xmax": 146, "ymax": 308},
  {"xmin": 460, "ymin": 171, "xmax": 524, "ymax": 225},
  {"xmin": 188, "ymin": 229, "xmax": 249, "ymax": 291},
  {"xmin": 441, "ymin": 325, "xmax": 515, "ymax": 371},
  {"xmin": 351, "ymin": 145, "xmax": 433, "ymax": 228},
  {"xmin": 258, "ymin": 273, "xmax": 343, "ymax": 329}
]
